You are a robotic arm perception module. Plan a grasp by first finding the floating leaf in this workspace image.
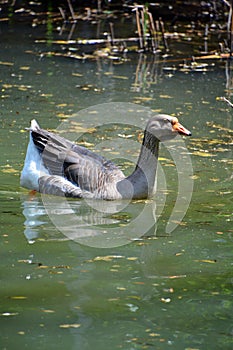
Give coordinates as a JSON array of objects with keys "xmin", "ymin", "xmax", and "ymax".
[
  {"xmin": 190, "ymin": 175, "xmax": 199, "ymax": 180},
  {"xmin": 0, "ymin": 61, "xmax": 14, "ymax": 66},
  {"xmin": 128, "ymin": 295, "xmax": 141, "ymax": 301},
  {"xmin": 78, "ymin": 141, "xmax": 95, "ymax": 147},
  {"xmin": 40, "ymin": 93, "xmax": 53, "ymax": 97},
  {"xmin": 20, "ymin": 66, "xmax": 30, "ymax": 70},
  {"xmin": 72, "ymin": 73, "xmax": 83, "ymax": 77},
  {"xmin": 210, "ymin": 178, "xmax": 220, "ymax": 182},
  {"xmin": 168, "ymin": 275, "xmax": 186, "ymax": 279},
  {"xmin": 18, "ymin": 86, "xmax": 29, "ymax": 91},
  {"xmin": 2, "ymin": 84, "xmax": 13, "ymax": 89},
  {"xmin": 48, "ymin": 270, "xmax": 63, "ymax": 274},
  {"xmin": 37, "ymin": 265, "xmax": 49, "ymax": 269},
  {"xmin": 195, "ymin": 259, "xmax": 217, "ymax": 264},
  {"xmin": 1, "ymin": 165, "xmax": 19, "ymax": 174},
  {"xmin": 59, "ymin": 323, "xmax": 81, "ymax": 329},
  {"xmin": 192, "ymin": 151, "xmax": 216, "ymax": 157},
  {"xmin": 56, "ymin": 103, "xmax": 67, "ymax": 107},
  {"xmin": 112, "ymin": 75, "xmax": 128, "ymax": 80},
  {"xmin": 42, "ymin": 309, "xmax": 55, "ymax": 313},
  {"xmin": 11, "ymin": 296, "xmax": 27, "ymax": 300},
  {"xmin": 117, "ymin": 287, "xmax": 126, "ymax": 291},
  {"xmin": 135, "ymin": 96, "xmax": 153, "ymax": 101},
  {"xmin": 1, "ymin": 312, "xmax": 19, "ymax": 316},
  {"xmin": 93, "ymin": 255, "xmax": 124, "ymax": 262},
  {"xmin": 118, "ymin": 134, "xmax": 133, "ymax": 138},
  {"xmin": 160, "ymin": 297, "xmax": 171, "ymax": 303},
  {"xmin": 159, "ymin": 94, "xmax": 173, "ymax": 99}
]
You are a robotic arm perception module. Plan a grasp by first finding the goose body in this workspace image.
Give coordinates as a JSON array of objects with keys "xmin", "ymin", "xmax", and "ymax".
[{"xmin": 20, "ymin": 115, "xmax": 191, "ymax": 200}]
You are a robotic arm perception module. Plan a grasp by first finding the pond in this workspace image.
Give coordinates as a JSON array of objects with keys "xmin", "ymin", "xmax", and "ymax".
[{"xmin": 0, "ymin": 13, "xmax": 232, "ymax": 350}]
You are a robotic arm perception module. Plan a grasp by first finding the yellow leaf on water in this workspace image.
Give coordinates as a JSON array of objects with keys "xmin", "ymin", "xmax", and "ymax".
[
  {"xmin": 152, "ymin": 109, "xmax": 163, "ymax": 113},
  {"xmin": 11, "ymin": 296, "xmax": 27, "ymax": 300},
  {"xmin": 93, "ymin": 255, "xmax": 124, "ymax": 262},
  {"xmin": 118, "ymin": 134, "xmax": 133, "ymax": 138},
  {"xmin": 19, "ymin": 85, "xmax": 32, "ymax": 90},
  {"xmin": 40, "ymin": 93, "xmax": 53, "ymax": 97},
  {"xmin": 117, "ymin": 287, "xmax": 126, "ymax": 291},
  {"xmin": 56, "ymin": 113, "xmax": 69, "ymax": 118},
  {"xmin": 168, "ymin": 275, "xmax": 186, "ymax": 279},
  {"xmin": 48, "ymin": 270, "xmax": 63, "ymax": 274},
  {"xmin": 112, "ymin": 75, "xmax": 128, "ymax": 80},
  {"xmin": 2, "ymin": 84, "xmax": 13, "ymax": 89},
  {"xmin": 59, "ymin": 323, "xmax": 81, "ymax": 329},
  {"xmin": 158, "ymin": 157, "xmax": 170, "ymax": 161},
  {"xmin": 42, "ymin": 309, "xmax": 55, "ymax": 313},
  {"xmin": 194, "ymin": 259, "xmax": 217, "ymax": 264},
  {"xmin": 37, "ymin": 265, "xmax": 49, "ymax": 269},
  {"xmin": 78, "ymin": 141, "xmax": 94, "ymax": 147},
  {"xmin": 159, "ymin": 94, "xmax": 173, "ymax": 99},
  {"xmin": 192, "ymin": 151, "xmax": 216, "ymax": 157},
  {"xmin": 57, "ymin": 103, "xmax": 67, "ymax": 107},
  {"xmin": 190, "ymin": 175, "xmax": 199, "ymax": 180},
  {"xmin": 72, "ymin": 73, "xmax": 83, "ymax": 77},
  {"xmin": 135, "ymin": 96, "xmax": 153, "ymax": 101},
  {"xmin": 20, "ymin": 66, "xmax": 30, "ymax": 70},
  {"xmin": 1, "ymin": 165, "xmax": 19, "ymax": 174},
  {"xmin": 160, "ymin": 297, "xmax": 171, "ymax": 303},
  {"xmin": 0, "ymin": 61, "xmax": 14, "ymax": 66}
]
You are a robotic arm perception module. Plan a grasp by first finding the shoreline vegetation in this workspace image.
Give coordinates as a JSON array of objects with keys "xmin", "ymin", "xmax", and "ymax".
[{"xmin": 2, "ymin": 1, "xmax": 233, "ymax": 71}]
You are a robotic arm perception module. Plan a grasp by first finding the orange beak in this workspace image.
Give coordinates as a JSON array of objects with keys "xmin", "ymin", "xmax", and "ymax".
[{"xmin": 172, "ymin": 120, "xmax": 192, "ymax": 136}]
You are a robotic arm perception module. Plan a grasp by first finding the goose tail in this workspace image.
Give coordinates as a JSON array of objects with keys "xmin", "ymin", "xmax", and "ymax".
[
  {"xmin": 20, "ymin": 119, "xmax": 49, "ymax": 191},
  {"xmin": 30, "ymin": 119, "xmax": 40, "ymax": 131}
]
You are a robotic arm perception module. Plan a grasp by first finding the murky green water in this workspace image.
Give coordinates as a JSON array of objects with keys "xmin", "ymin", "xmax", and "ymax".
[{"xmin": 0, "ymin": 16, "xmax": 232, "ymax": 350}]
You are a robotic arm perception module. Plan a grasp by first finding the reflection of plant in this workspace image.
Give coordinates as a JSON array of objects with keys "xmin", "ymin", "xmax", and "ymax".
[{"xmin": 132, "ymin": 54, "xmax": 164, "ymax": 93}]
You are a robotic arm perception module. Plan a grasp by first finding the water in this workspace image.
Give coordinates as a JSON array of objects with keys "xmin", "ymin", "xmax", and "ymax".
[{"xmin": 0, "ymin": 15, "xmax": 232, "ymax": 350}]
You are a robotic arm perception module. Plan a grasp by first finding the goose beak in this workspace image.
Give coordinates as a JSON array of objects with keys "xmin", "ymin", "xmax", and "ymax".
[{"xmin": 173, "ymin": 122, "xmax": 192, "ymax": 136}]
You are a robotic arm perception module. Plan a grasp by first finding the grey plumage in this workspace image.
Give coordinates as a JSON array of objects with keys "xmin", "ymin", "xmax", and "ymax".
[{"xmin": 20, "ymin": 115, "xmax": 191, "ymax": 200}]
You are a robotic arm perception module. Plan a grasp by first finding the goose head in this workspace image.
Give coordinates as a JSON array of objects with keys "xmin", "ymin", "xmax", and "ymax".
[{"xmin": 145, "ymin": 114, "xmax": 191, "ymax": 142}]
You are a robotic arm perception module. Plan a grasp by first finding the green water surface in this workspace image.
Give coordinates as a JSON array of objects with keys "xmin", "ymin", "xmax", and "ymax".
[{"xmin": 0, "ymin": 15, "xmax": 232, "ymax": 350}]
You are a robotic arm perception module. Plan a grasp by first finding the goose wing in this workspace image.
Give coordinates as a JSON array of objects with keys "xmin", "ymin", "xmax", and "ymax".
[{"xmin": 31, "ymin": 127, "xmax": 125, "ymax": 193}]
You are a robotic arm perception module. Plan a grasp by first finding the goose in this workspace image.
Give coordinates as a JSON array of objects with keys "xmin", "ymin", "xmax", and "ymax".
[{"xmin": 20, "ymin": 115, "xmax": 191, "ymax": 200}]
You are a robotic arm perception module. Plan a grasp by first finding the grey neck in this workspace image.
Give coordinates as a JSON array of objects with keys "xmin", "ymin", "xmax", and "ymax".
[{"xmin": 117, "ymin": 131, "xmax": 159, "ymax": 199}]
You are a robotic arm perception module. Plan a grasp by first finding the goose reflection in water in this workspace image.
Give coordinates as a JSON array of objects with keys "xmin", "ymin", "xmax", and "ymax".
[{"xmin": 21, "ymin": 193, "xmax": 158, "ymax": 247}]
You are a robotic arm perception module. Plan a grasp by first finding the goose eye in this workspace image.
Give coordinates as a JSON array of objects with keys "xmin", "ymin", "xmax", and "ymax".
[{"xmin": 171, "ymin": 117, "xmax": 178, "ymax": 125}]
